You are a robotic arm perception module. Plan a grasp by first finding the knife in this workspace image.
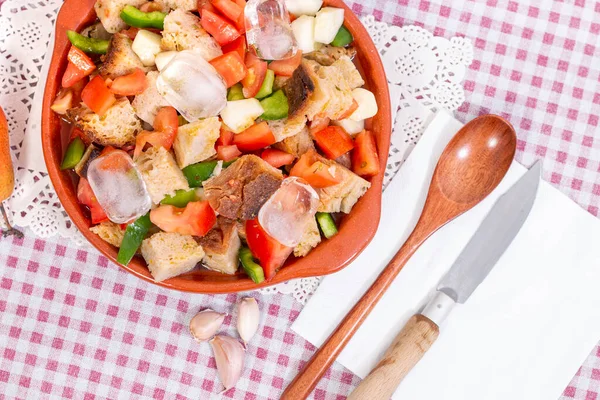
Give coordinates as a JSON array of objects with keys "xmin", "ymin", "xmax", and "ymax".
[{"xmin": 348, "ymin": 161, "xmax": 542, "ymax": 400}]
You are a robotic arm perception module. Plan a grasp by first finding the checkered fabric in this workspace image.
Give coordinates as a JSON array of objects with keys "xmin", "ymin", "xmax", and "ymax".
[{"xmin": 1, "ymin": 0, "xmax": 599, "ymax": 399}]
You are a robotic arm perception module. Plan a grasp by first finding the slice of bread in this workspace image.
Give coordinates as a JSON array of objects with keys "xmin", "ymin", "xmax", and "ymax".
[
  {"xmin": 267, "ymin": 114, "xmax": 308, "ymax": 142},
  {"xmin": 161, "ymin": 10, "xmax": 223, "ymax": 60},
  {"xmin": 67, "ymin": 98, "xmax": 142, "ymax": 147},
  {"xmin": 272, "ymin": 126, "xmax": 315, "ymax": 158},
  {"xmin": 141, "ymin": 232, "xmax": 205, "ymax": 282},
  {"xmin": 294, "ymin": 217, "xmax": 321, "ymax": 257},
  {"xmin": 99, "ymin": 33, "xmax": 148, "ymax": 79},
  {"xmin": 90, "ymin": 222, "xmax": 125, "ymax": 248},
  {"xmin": 161, "ymin": 0, "xmax": 197, "ymax": 11},
  {"xmin": 332, "ymin": 56, "xmax": 365, "ymax": 90},
  {"xmin": 132, "ymin": 71, "xmax": 171, "ymax": 126},
  {"xmin": 95, "ymin": 0, "xmax": 147, "ymax": 33},
  {"xmin": 135, "ymin": 146, "xmax": 190, "ymax": 204},
  {"xmin": 173, "ymin": 117, "xmax": 220, "ymax": 168},
  {"xmin": 198, "ymin": 217, "xmax": 241, "ymax": 275}
]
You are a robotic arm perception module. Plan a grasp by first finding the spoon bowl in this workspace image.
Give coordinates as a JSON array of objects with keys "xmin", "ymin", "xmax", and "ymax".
[{"xmin": 282, "ymin": 115, "xmax": 517, "ymax": 400}]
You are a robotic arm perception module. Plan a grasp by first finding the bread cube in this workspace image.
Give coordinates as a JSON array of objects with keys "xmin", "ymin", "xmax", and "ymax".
[
  {"xmin": 198, "ymin": 217, "xmax": 241, "ymax": 275},
  {"xmin": 173, "ymin": 117, "xmax": 221, "ymax": 168},
  {"xmin": 161, "ymin": 10, "xmax": 222, "ymax": 60},
  {"xmin": 99, "ymin": 33, "xmax": 148, "ymax": 79},
  {"xmin": 267, "ymin": 114, "xmax": 308, "ymax": 142},
  {"xmin": 132, "ymin": 71, "xmax": 171, "ymax": 126},
  {"xmin": 135, "ymin": 146, "xmax": 190, "ymax": 204},
  {"xmin": 294, "ymin": 217, "xmax": 321, "ymax": 257},
  {"xmin": 141, "ymin": 232, "xmax": 205, "ymax": 282},
  {"xmin": 272, "ymin": 126, "xmax": 315, "ymax": 158},
  {"xmin": 161, "ymin": 0, "xmax": 197, "ymax": 11},
  {"xmin": 67, "ymin": 98, "xmax": 142, "ymax": 147},
  {"xmin": 95, "ymin": 0, "xmax": 146, "ymax": 33},
  {"xmin": 90, "ymin": 222, "xmax": 125, "ymax": 248}
]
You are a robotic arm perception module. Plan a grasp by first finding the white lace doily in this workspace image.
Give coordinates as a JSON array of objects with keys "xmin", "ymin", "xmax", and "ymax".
[{"xmin": 0, "ymin": 4, "xmax": 471, "ymax": 304}]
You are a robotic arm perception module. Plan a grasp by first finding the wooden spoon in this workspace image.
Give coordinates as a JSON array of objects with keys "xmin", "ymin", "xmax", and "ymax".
[
  {"xmin": 281, "ymin": 115, "xmax": 516, "ymax": 399},
  {"xmin": 0, "ymin": 106, "xmax": 22, "ymax": 238}
]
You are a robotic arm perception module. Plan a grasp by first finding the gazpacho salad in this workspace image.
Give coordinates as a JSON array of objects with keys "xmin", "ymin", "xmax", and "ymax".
[{"xmin": 52, "ymin": 0, "xmax": 380, "ymax": 283}]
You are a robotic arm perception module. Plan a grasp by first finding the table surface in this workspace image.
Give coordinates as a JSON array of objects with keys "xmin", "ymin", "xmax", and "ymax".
[{"xmin": 1, "ymin": 0, "xmax": 599, "ymax": 399}]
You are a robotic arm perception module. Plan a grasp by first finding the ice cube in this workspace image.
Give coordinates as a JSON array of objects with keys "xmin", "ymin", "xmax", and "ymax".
[
  {"xmin": 258, "ymin": 177, "xmax": 319, "ymax": 247},
  {"xmin": 87, "ymin": 150, "xmax": 152, "ymax": 224},
  {"xmin": 245, "ymin": 0, "xmax": 298, "ymax": 60},
  {"xmin": 156, "ymin": 50, "xmax": 227, "ymax": 122}
]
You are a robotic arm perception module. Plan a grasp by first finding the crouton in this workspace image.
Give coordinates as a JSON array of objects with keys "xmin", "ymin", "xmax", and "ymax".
[
  {"xmin": 90, "ymin": 222, "xmax": 126, "ymax": 247},
  {"xmin": 304, "ymin": 45, "xmax": 358, "ymax": 67},
  {"xmin": 267, "ymin": 114, "xmax": 308, "ymax": 142},
  {"xmin": 94, "ymin": 0, "xmax": 147, "ymax": 33},
  {"xmin": 173, "ymin": 117, "xmax": 220, "ymax": 168},
  {"xmin": 99, "ymin": 33, "xmax": 148, "ymax": 79},
  {"xmin": 67, "ymin": 98, "xmax": 142, "ymax": 147},
  {"xmin": 272, "ymin": 126, "xmax": 315, "ymax": 158},
  {"xmin": 273, "ymin": 75, "xmax": 290, "ymax": 91},
  {"xmin": 294, "ymin": 217, "xmax": 321, "ymax": 257},
  {"xmin": 141, "ymin": 232, "xmax": 205, "ymax": 282},
  {"xmin": 204, "ymin": 155, "xmax": 283, "ymax": 220},
  {"xmin": 312, "ymin": 153, "xmax": 371, "ymax": 213},
  {"xmin": 331, "ymin": 56, "xmax": 365, "ymax": 90},
  {"xmin": 135, "ymin": 146, "xmax": 190, "ymax": 204},
  {"xmin": 132, "ymin": 71, "xmax": 171, "ymax": 125},
  {"xmin": 161, "ymin": 0, "xmax": 197, "ymax": 11},
  {"xmin": 161, "ymin": 10, "xmax": 222, "ymax": 60},
  {"xmin": 198, "ymin": 217, "xmax": 241, "ymax": 275}
]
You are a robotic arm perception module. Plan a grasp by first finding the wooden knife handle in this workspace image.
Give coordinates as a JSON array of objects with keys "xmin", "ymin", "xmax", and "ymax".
[{"xmin": 348, "ymin": 315, "xmax": 439, "ymax": 400}]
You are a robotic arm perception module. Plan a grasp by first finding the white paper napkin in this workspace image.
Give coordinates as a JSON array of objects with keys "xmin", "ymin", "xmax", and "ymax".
[{"xmin": 292, "ymin": 111, "xmax": 600, "ymax": 400}]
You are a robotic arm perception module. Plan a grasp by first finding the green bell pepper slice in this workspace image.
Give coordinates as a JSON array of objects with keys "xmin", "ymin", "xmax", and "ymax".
[
  {"xmin": 67, "ymin": 30, "xmax": 110, "ymax": 54},
  {"xmin": 239, "ymin": 247, "xmax": 265, "ymax": 284},
  {"xmin": 260, "ymin": 90, "xmax": 289, "ymax": 120},
  {"xmin": 182, "ymin": 161, "xmax": 219, "ymax": 187},
  {"xmin": 227, "ymin": 83, "xmax": 245, "ymax": 101},
  {"xmin": 255, "ymin": 69, "xmax": 275, "ymax": 99},
  {"xmin": 331, "ymin": 25, "xmax": 354, "ymax": 47},
  {"xmin": 61, "ymin": 137, "xmax": 86, "ymax": 170},
  {"xmin": 120, "ymin": 5, "xmax": 167, "ymax": 30},
  {"xmin": 117, "ymin": 213, "xmax": 152, "ymax": 266},
  {"xmin": 161, "ymin": 189, "xmax": 197, "ymax": 207},
  {"xmin": 316, "ymin": 212, "xmax": 338, "ymax": 239}
]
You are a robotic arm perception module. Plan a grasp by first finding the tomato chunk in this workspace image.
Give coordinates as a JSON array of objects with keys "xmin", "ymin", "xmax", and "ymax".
[
  {"xmin": 153, "ymin": 106, "xmax": 179, "ymax": 140},
  {"xmin": 242, "ymin": 53, "xmax": 268, "ymax": 98},
  {"xmin": 150, "ymin": 201, "xmax": 217, "ymax": 237},
  {"xmin": 268, "ymin": 51, "xmax": 303, "ymax": 77},
  {"xmin": 211, "ymin": 0, "xmax": 243, "ymax": 23},
  {"xmin": 217, "ymin": 144, "xmax": 242, "ymax": 161},
  {"xmin": 133, "ymin": 107, "xmax": 179, "ymax": 158},
  {"xmin": 77, "ymin": 178, "xmax": 108, "ymax": 224},
  {"xmin": 261, "ymin": 148, "xmax": 295, "ymax": 168},
  {"xmin": 290, "ymin": 150, "xmax": 343, "ymax": 188},
  {"xmin": 309, "ymin": 115, "xmax": 330, "ymax": 136},
  {"xmin": 201, "ymin": 9, "xmax": 241, "ymax": 46},
  {"xmin": 109, "ymin": 68, "xmax": 148, "ymax": 96},
  {"xmin": 313, "ymin": 126, "xmax": 355, "ymax": 159},
  {"xmin": 62, "ymin": 46, "xmax": 96, "ymax": 88},
  {"xmin": 198, "ymin": 0, "xmax": 216, "ymax": 13},
  {"xmin": 221, "ymin": 36, "xmax": 247, "ymax": 60},
  {"xmin": 233, "ymin": 122, "xmax": 276, "ymax": 152},
  {"xmin": 209, "ymin": 52, "xmax": 248, "ymax": 87},
  {"xmin": 216, "ymin": 126, "xmax": 235, "ymax": 147},
  {"xmin": 352, "ymin": 130, "xmax": 380, "ymax": 177},
  {"xmin": 81, "ymin": 76, "xmax": 116, "ymax": 116},
  {"xmin": 245, "ymin": 219, "xmax": 293, "ymax": 280}
]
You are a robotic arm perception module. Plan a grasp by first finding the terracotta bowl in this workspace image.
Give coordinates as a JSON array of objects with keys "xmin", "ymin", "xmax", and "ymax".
[{"xmin": 42, "ymin": 0, "xmax": 392, "ymax": 293}]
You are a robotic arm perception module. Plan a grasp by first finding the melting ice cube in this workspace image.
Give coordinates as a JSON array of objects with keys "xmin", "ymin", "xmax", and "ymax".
[
  {"xmin": 245, "ymin": 0, "xmax": 298, "ymax": 60},
  {"xmin": 156, "ymin": 50, "xmax": 227, "ymax": 122},
  {"xmin": 87, "ymin": 151, "xmax": 152, "ymax": 224},
  {"xmin": 258, "ymin": 177, "xmax": 319, "ymax": 247}
]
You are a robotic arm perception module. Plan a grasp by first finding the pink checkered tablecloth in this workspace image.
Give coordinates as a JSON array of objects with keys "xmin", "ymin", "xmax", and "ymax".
[{"xmin": 1, "ymin": 0, "xmax": 600, "ymax": 399}]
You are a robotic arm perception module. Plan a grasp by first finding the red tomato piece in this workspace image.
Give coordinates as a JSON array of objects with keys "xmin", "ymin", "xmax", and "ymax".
[
  {"xmin": 81, "ymin": 76, "xmax": 116, "ymax": 116},
  {"xmin": 217, "ymin": 144, "xmax": 242, "ymax": 161},
  {"xmin": 153, "ymin": 106, "xmax": 179, "ymax": 140},
  {"xmin": 268, "ymin": 50, "xmax": 303, "ymax": 77},
  {"xmin": 62, "ymin": 47, "xmax": 96, "ymax": 88},
  {"xmin": 221, "ymin": 36, "xmax": 247, "ymax": 60},
  {"xmin": 77, "ymin": 178, "xmax": 109, "ymax": 224},
  {"xmin": 109, "ymin": 68, "xmax": 148, "ymax": 96},
  {"xmin": 201, "ymin": 9, "xmax": 241, "ymax": 46},
  {"xmin": 337, "ymin": 99, "xmax": 359, "ymax": 120},
  {"xmin": 308, "ymin": 115, "xmax": 330, "ymax": 136},
  {"xmin": 211, "ymin": 0, "xmax": 243, "ymax": 23},
  {"xmin": 290, "ymin": 150, "xmax": 343, "ymax": 188},
  {"xmin": 209, "ymin": 52, "xmax": 248, "ymax": 87},
  {"xmin": 62, "ymin": 63, "xmax": 86, "ymax": 88},
  {"xmin": 313, "ymin": 126, "xmax": 355, "ymax": 159},
  {"xmin": 150, "ymin": 201, "xmax": 217, "ymax": 237},
  {"xmin": 198, "ymin": 0, "xmax": 217, "ymax": 13},
  {"xmin": 261, "ymin": 148, "xmax": 295, "ymax": 168},
  {"xmin": 352, "ymin": 130, "xmax": 380, "ymax": 177},
  {"xmin": 242, "ymin": 53, "xmax": 268, "ymax": 98},
  {"xmin": 245, "ymin": 219, "xmax": 293, "ymax": 280},
  {"xmin": 232, "ymin": 0, "xmax": 245, "ymax": 7},
  {"xmin": 216, "ymin": 126, "xmax": 235, "ymax": 147},
  {"xmin": 133, "ymin": 131, "xmax": 169, "ymax": 158},
  {"xmin": 233, "ymin": 122, "xmax": 276, "ymax": 152},
  {"xmin": 120, "ymin": 27, "xmax": 140, "ymax": 40}
]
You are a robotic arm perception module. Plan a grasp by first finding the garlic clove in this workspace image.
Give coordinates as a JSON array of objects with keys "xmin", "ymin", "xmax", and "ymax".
[
  {"xmin": 237, "ymin": 297, "xmax": 260, "ymax": 344},
  {"xmin": 189, "ymin": 309, "xmax": 226, "ymax": 342},
  {"xmin": 210, "ymin": 335, "xmax": 246, "ymax": 391}
]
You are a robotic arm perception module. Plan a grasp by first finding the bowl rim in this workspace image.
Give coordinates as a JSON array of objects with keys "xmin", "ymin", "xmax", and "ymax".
[{"xmin": 41, "ymin": 0, "xmax": 392, "ymax": 294}]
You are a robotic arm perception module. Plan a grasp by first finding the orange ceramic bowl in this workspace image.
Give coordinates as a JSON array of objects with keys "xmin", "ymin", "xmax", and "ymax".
[{"xmin": 42, "ymin": 0, "xmax": 391, "ymax": 293}]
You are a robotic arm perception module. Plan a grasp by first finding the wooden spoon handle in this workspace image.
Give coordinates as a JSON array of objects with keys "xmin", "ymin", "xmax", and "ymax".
[{"xmin": 348, "ymin": 315, "xmax": 439, "ymax": 400}]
